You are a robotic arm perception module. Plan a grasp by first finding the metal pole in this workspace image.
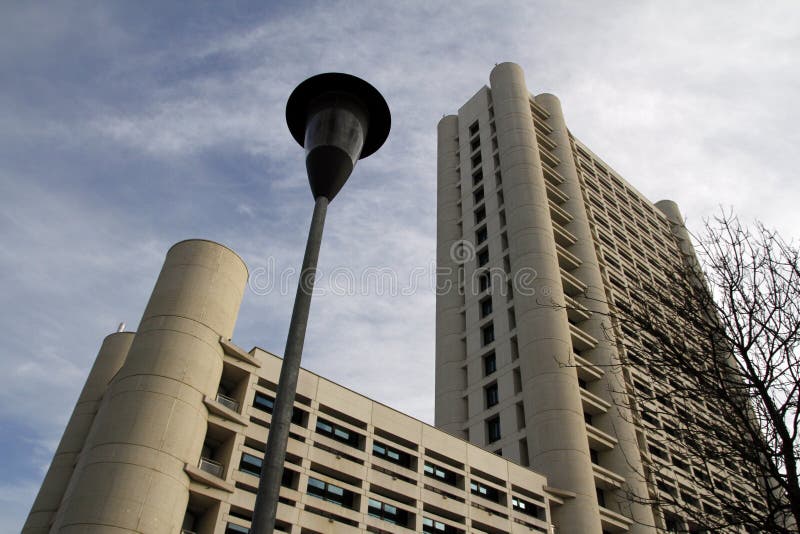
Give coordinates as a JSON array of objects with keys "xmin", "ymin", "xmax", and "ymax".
[{"xmin": 251, "ymin": 195, "xmax": 328, "ymax": 533}]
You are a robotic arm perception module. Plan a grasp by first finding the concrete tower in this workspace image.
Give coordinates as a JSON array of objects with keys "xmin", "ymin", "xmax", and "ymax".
[
  {"xmin": 434, "ymin": 63, "xmax": 763, "ymax": 532},
  {"xmin": 23, "ymin": 332, "xmax": 134, "ymax": 533},
  {"xmin": 41, "ymin": 239, "xmax": 248, "ymax": 533}
]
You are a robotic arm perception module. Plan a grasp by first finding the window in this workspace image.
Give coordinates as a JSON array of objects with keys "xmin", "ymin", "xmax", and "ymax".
[
  {"xmin": 473, "ymin": 186, "xmax": 484, "ymax": 204},
  {"xmin": 497, "ymin": 190, "xmax": 504, "ymax": 206},
  {"xmin": 315, "ymin": 418, "xmax": 361, "ymax": 449},
  {"xmin": 487, "ymin": 417, "xmax": 501, "ymax": 443},
  {"xmin": 469, "ymin": 121, "xmax": 479, "ymax": 137},
  {"xmin": 477, "ymin": 248, "xmax": 489, "ymax": 267},
  {"xmin": 512, "ymin": 496, "xmax": 545, "ymax": 519},
  {"xmin": 368, "ymin": 497, "xmax": 408, "ymax": 525},
  {"xmin": 480, "ymin": 297, "xmax": 492, "ymax": 318},
  {"xmin": 596, "ymin": 488, "xmax": 606, "ymax": 507},
  {"xmin": 372, "ymin": 441, "xmax": 412, "ymax": 468},
  {"xmin": 482, "ymin": 323, "xmax": 494, "ymax": 346},
  {"xmin": 472, "ymin": 169, "xmax": 483, "ymax": 185},
  {"xmin": 423, "ymin": 462, "xmax": 458, "ymax": 486},
  {"xmin": 253, "ymin": 392, "xmax": 274, "ymax": 413},
  {"xmin": 470, "ymin": 480, "xmax": 501, "ymax": 503},
  {"xmin": 471, "ymin": 153, "xmax": 482, "ymax": 169},
  {"xmin": 225, "ymin": 524, "xmax": 249, "ymax": 534},
  {"xmin": 483, "ymin": 352, "xmax": 496, "ymax": 376},
  {"xmin": 478, "ymin": 271, "xmax": 491, "ymax": 292},
  {"xmin": 474, "ymin": 206, "xmax": 486, "ymax": 224},
  {"xmin": 423, "ymin": 517, "xmax": 460, "ymax": 534},
  {"xmin": 475, "ymin": 225, "xmax": 487, "ymax": 244},
  {"xmin": 239, "ymin": 453, "xmax": 294, "ymax": 487},
  {"xmin": 470, "ymin": 137, "xmax": 480, "ymax": 153},
  {"xmin": 590, "ymin": 448, "xmax": 599, "ymax": 464},
  {"xmin": 485, "ymin": 383, "xmax": 499, "ymax": 408},
  {"xmin": 239, "ymin": 452, "xmax": 263, "ymax": 476},
  {"xmin": 306, "ymin": 476, "xmax": 355, "ymax": 509},
  {"xmin": 664, "ymin": 515, "xmax": 681, "ymax": 533},
  {"xmin": 253, "ymin": 392, "xmax": 305, "ymax": 425}
]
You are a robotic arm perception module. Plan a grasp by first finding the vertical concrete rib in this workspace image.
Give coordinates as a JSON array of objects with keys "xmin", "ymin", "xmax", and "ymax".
[
  {"xmin": 435, "ymin": 114, "xmax": 468, "ymax": 433},
  {"xmin": 22, "ymin": 332, "xmax": 134, "ymax": 533},
  {"xmin": 491, "ymin": 62, "xmax": 601, "ymax": 532},
  {"xmin": 655, "ymin": 200, "xmax": 697, "ymax": 262},
  {"xmin": 537, "ymin": 93, "xmax": 656, "ymax": 531},
  {"xmin": 52, "ymin": 239, "xmax": 248, "ymax": 533}
]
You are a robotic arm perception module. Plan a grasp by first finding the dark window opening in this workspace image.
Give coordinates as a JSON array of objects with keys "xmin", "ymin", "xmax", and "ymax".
[
  {"xmin": 485, "ymin": 383, "xmax": 499, "ymax": 408},
  {"xmin": 372, "ymin": 441, "xmax": 412, "ymax": 468},
  {"xmin": 368, "ymin": 497, "xmax": 409, "ymax": 526},
  {"xmin": 470, "ymin": 480, "xmax": 501, "ymax": 503},
  {"xmin": 482, "ymin": 323, "xmax": 495, "ymax": 346},
  {"xmin": 480, "ymin": 297, "xmax": 492, "ymax": 318},
  {"xmin": 483, "ymin": 352, "xmax": 496, "ymax": 376},
  {"xmin": 487, "ymin": 417, "xmax": 501, "ymax": 443},
  {"xmin": 423, "ymin": 462, "xmax": 458, "ymax": 487},
  {"xmin": 306, "ymin": 476, "xmax": 355, "ymax": 509},
  {"xmin": 316, "ymin": 418, "xmax": 361, "ymax": 449}
]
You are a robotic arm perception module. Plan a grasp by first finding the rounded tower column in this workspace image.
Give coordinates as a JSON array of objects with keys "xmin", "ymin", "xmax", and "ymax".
[
  {"xmin": 52, "ymin": 239, "xmax": 248, "ymax": 533},
  {"xmin": 655, "ymin": 200, "xmax": 697, "ymax": 263},
  {"xmin": 435, "ymin": 114, "xmax": 468, "ymax": 433},
  {"xmin": 491, "ymin": 62, "xmax": 601, "ymax": 532},
  {"xmin": 22, "ymin": 331, "xmax": 134, "ymax": 533},
  {"xmin": 537, "ymin": 93, "xmax": 656, "ymax": 531}
]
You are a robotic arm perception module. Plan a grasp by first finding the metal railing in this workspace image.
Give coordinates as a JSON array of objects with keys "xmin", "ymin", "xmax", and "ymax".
[
  {"xmin": 198, "ymin": 457, "xmax": 224, "ymax": 478},
  {"xmin": 215, "ymin": 392, "xmax": 240, "ymax": 412}
]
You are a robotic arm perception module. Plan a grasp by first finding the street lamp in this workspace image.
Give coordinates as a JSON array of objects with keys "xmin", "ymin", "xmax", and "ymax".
[{"xmin": 251, "ymin": 73, "xmax": 390, "ymax": 533}]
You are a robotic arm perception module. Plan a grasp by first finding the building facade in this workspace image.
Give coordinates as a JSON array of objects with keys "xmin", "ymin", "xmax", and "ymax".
[
  {"xmin": 435, "ymin": 62, "xmax": 763, "ymax": 533},
  {"xmin": 24, "ymin": 239, "xmax": 560, "ymax": 534}
]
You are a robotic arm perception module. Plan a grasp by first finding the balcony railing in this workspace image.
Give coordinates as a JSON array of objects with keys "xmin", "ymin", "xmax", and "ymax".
[
  {"xmin": 198, "ymin": 457, "xmax": 224, "ymax": 478},
  {"xmin": 215, "ymin": 392, "xmax": 240, "ymax": 412}
]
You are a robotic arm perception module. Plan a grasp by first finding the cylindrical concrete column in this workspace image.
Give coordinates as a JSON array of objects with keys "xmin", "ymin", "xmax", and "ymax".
[
  {"xmin": 537, "ymin": 93, "xmax": 656, "ymax": 532},
  {"xmin": 52, "ymin": 240, "xmax": 248, "ymax": 533},
  {"xmin": 435, "ymin": 114, "xmax": 468, "ymax": 433},
  {"xmin": 655, "ymin": 200, "xmax": 698, "ymax": 263},
  {"xmin": 491, "ymin": 62, "xmax": 601, "ymax": 532},
  {"xmin": 22, "ymin": 331, "xmax": 134, "ymax": 533}
]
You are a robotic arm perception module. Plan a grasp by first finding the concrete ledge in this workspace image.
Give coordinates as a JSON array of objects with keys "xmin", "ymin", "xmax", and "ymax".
[
  {"xmin": 220, "ymin": 337, "xmax": 261, "ymax": 367},
  {"xmin": 184, "ymin": 463, "xmax": 234, "ymax": 493},
  {"xmin": 203, "ymin": 396, "xmax": 249, "ymax": 426}
]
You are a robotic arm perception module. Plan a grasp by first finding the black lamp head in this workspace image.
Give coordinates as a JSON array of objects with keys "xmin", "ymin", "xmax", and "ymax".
[{"xmin": 286, "ymin": 73, "xmax": 391, "ymax": 201}]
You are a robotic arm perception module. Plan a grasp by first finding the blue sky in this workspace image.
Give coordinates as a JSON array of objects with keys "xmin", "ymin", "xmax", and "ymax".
[{"xmin": 2, "ymin": 1, "xmax": 798, "ymax": 530}]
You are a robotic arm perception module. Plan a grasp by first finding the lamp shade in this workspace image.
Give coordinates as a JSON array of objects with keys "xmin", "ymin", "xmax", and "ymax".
[{"xmin": 286, "ymin": 73, "xmax": 390, "ymax": 201}]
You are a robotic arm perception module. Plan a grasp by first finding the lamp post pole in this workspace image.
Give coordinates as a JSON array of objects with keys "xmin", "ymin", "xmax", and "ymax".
[{"xmin": 250, "ymin": 73, "xmax": 390, "ymax": 533}]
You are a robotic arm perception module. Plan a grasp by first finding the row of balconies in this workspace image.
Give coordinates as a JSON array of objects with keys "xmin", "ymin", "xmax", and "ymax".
[{"xmin": 184, "ymin": 338, "xmax": 557, "ymax": 534}]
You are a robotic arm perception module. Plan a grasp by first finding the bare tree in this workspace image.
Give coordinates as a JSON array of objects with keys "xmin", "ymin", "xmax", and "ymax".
[{"xmin": 602, "ymin": 211, "xmax": 800, "ymax": 532}]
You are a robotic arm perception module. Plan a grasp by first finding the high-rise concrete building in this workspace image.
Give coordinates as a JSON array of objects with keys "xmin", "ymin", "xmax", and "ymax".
[
  {"xmin": 435, "ymin": 62, "xmax": 763, "ymax": 533},
  {"xmin": 24, "ymin": 239, "xmax": 560, "ymax": 534}
]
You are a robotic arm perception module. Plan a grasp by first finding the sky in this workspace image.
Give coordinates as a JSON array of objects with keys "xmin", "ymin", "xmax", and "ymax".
[{"xmin": 1, "ymin": 1, "xmax": 798, "ymax": 530}]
